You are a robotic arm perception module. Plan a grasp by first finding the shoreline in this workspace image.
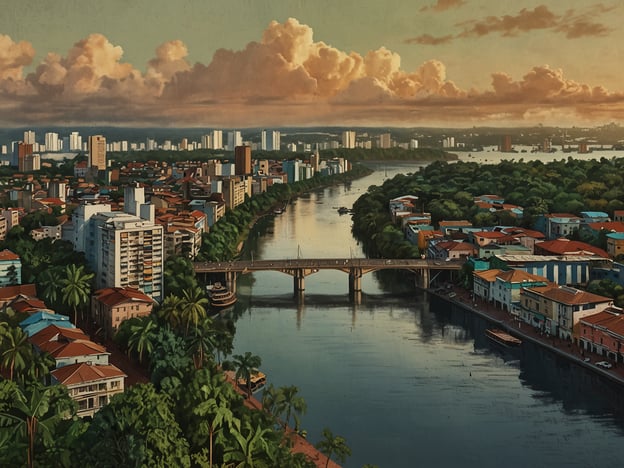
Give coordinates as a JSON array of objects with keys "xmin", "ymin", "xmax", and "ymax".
[{"xmin": 426, "ymin": 286, "xmax": 624, "ymax": 387}]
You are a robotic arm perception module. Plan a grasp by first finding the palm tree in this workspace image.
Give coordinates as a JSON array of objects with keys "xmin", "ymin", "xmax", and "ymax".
[
  {"xmin": 193, "ymin": 375, "xmax": 241, "ymax": 468},
  {"xmin": 37, "ymin": 266, "xmax": 64, "ymax": 309},
  {"xmin": 127, "ymin": 317, "xmax": 158, "ymax": 364},
  {"xmin": 0, "ymin": 327, "xmax": 32, "ymax": 381},
  {"xmin": 186, "ymin": 316, "xmax": 216, "ymax": 369},
  {"xmin": 316, "ymin": 427, "xmax": 352, "ymax": 468},
  {"xmin": 179, "ymin": 286, "xmax": 209, "ymax": 335},
  {"xmin": 279, "ymin": 385, "xmax": 307, "ymax": 431},
  {"xmin": 157, "ymin": 294, "xmax": 183, "ymax": 329},
  {"xmin": 60, "ymin": 264, "xmax": 94, "ymax": 326},
  {"xmin": 232, "ymin": 352, "xmax": 262, "ymax": 398}
]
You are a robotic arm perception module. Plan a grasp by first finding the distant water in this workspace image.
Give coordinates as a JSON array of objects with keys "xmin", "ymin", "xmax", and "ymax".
[{"xmin": 227, "ymin": 163, "xmax": 624, "ymax": 468}]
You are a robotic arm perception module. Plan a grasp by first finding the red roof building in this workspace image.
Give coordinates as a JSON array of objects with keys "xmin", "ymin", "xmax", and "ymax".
[{"xmin": 91, "ymin": 287, "xmax": 156, "ymax": 338}]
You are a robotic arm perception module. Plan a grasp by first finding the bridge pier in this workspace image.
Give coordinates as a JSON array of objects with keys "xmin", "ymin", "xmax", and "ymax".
[
  {"xmin": 225, "ymin": 271, "xmax": 237, "ymax": 293},
  {"xmin": 293, "ymin": 269, "xmax": 305, "ymax": 292},
  {"xmin": 348, "ymin": 267, "xmax": 363, "ymax": 294}
]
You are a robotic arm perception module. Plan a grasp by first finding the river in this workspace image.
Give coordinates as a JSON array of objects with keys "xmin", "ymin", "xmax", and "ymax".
[{"xmin": 230, "ymin": 158, "xmax": 624, "ymax": 468}]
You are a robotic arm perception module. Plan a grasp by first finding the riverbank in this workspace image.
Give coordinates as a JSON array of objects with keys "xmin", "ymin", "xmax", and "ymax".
[{"xmin": 428, "ymin": 285, "xmax": 624, "ymax": 386}]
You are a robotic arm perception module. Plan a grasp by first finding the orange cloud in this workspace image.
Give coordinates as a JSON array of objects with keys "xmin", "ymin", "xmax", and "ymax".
[
  {"xmin": 420, "ymin": 0, "xmax": 465, "ymax": 13},
  {"xmin": 0, "ymin": 18, "xmax": 623, "ymax": 128},
  {"xmin": 404, "ymin": 34, "xmax": 454, "ymax": 45}
]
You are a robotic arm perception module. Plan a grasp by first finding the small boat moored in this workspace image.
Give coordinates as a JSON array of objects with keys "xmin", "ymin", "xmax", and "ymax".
[
  {"xmin": 207, "ymin": 282, "xmax": 237, "ymax": 309},
  {"xmin": 225, "ymin": 370, "xmax": 267, "ymax": 394},
  {"xmin": 485, "ymin": 328, "xmax": 522, "ymax": 347}
]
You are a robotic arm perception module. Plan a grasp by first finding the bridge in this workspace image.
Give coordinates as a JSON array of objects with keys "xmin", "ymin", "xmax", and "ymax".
[{"xmin": 193, "ymin": 258, "xmax": 462, "ymax": 297}]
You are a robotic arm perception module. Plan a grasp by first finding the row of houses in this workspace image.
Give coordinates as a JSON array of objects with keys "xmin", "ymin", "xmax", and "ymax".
[
  {"xmin": 389, "ymin": 193, "xmax": 624, "ymax": 363},
  {"xmin": 5, "ymin": 284, "xmax": 156, "ymax": 418}
]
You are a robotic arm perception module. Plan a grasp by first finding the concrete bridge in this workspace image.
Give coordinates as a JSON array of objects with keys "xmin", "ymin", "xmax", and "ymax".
[{"xmin": 193, "ymin": 258, "xmax": 462, "ymax": 298}]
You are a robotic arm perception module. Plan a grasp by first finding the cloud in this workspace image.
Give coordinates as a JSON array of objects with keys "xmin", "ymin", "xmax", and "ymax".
[
  {"xmin": 0, "ymin": 34, "xmax": 35, "ymax": 83},
  {"xmin": 412, "ymin": 4, "xmax": 613, "ymax": 46},
  {"xmin": 420, "ymin": 0, "xmax": 465, "ymax": 12},
  {"xmin": 404, "ymin": 34, "xmax": 454, "ymax": 45},
  {"xmin": 0, "ymin": 18, "xmax": 623, "ymax": 127}
]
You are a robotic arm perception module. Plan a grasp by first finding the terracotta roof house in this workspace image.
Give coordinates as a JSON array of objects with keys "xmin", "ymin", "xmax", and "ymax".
[
  {"xmin": 578, "ymin": 307, "xmax": 624, "ymax": 362},
  {"xmin": 534, "ymin": 238, "xmax": 609, "ymax": 258},
  {"xmin": 30, "ymin": 324, "xmax": 109, "ymax": 368},
  {"xmin": 0, "ymin": 284, "xmax": 37, "ymax": 309},
  {"xmin": 51, "ymin": 362, "xmax": 126, "ymax": 418},
  {"xmin": 91, "ymin": 287, "xmax": 156, "ymax": 338},
  {"xmin": 519, "ymin": 285, "xmax": 612, "ymax": 340}
]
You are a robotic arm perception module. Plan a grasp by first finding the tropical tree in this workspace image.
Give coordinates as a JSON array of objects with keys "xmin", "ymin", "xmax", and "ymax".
[
  {"xmin": 232, "ymin": 352, "xmax": 262, "ymax": 398},
  {"xmin": 127, "ymin": 317, "xmax": 158, "ymax": 364},
  {"xmin": 59, "ymin": 264, "xmax": 94, "ymax": 326},
  {"xmin": 222, "ymin": 422, "xmax": 273, "ymax": 468},
  {"xmin": 0, "ymin": 327, "xmax": 32, "ymax": 381},
  {"xmin": 0, "ymin": 380, "xmax": 77, "ymax": 468},
  {"xmin": 186, "ymin": 316, "xmax": 217, "ymax": 369},
  {"xmin": 278, "ymin": 386, "xmax": 307, "ymax": 431},
  {"xmin": 316, "ymin": 427, "xmax": 351, "ymax": 468},
  {"xmin": 179, "ymin": 286, "xmax": 210, "ymax": 335},
  {"xmin": 36, "ymin": 266, "xmax": 64, "ymax": 309},
  {"xmin": 157, "ymin": 294, "xmax": 183, "ymax": 329}
]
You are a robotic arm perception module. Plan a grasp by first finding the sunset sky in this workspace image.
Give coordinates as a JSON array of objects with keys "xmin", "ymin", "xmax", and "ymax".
[{"xmin": 1, "ymin": 0, "xmax": 623, "ymax": 128}]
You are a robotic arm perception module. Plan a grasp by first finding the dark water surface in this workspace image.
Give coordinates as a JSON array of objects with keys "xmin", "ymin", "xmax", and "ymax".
[{"xmin": 230, "ymin": 162, "xmax": 624, "ymax": 468}]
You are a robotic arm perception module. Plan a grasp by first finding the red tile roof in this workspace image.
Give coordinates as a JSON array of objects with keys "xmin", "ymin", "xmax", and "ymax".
[
  {"xmin": 0, "ymin": 284, "xmax": 37, "ymax": 301},
  {"xmin": 51, "ymin": 362, "xmax": 125, "ymax": 386},
  {"xmin": 536, "ymin": 239, "xmax": 609, "ymax": 258},
  {"xmin": 0, "ymin": 249, "xmax": 19, "ymax": 261},
  {"xmin": 526, "ymin": 285, "xmax": 612, "ymax": 305},
  {"xmin": 93, "ymin": 287, "xmax": 156, "ymax": 307},
  {"xmin": 42, "ymin": 340, "xmax": 108, "ymax": 359},
  {"xmin": 30, "ymin": 324, "xmax": 89, "ymax": 347}
]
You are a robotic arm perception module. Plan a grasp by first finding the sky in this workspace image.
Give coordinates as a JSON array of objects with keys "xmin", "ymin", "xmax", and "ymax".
[{"xmin": 1, "ymin": 0, "xmax": 623, "ymax": 128}]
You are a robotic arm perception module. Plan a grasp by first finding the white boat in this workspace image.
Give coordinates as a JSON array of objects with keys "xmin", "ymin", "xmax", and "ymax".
[{"xmin": 207, "ymin": 282, "xmax": 237, "ymax": 308}]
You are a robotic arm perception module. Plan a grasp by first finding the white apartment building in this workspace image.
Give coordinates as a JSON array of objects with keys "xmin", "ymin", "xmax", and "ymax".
[
  {"xmin": 261, "ymin": 130, "xmax": 281, "ymax": 151},
  {"xmin": 89, "ymin": 212, "xmax": 164, "ymax": 301},
  {"xmin": 227, "ymin": 131, "xmax": 242, "ymax": 151},
  {"xmin": 342, "ymin": 131, "xmax": 356, "ymax": 149}
]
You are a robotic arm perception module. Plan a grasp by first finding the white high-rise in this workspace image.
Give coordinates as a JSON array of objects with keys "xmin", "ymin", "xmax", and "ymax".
[
  {"xmin": 342, "ymin": 131, "xmax": 356, "ymax": 149},
  {"xmin": 227, "ymin": 131, "xmax": 242, "ymax": 151},
  {"xmin": 45, "ymin": 132, "xmax": 60, "ymax": 152},
  {"xmin": 261, "ymin": 130, "xmax": 281, "ymax": 151},
  {"xmin": 211, "ymin": 130, "xmax": 223, "ymax": 149},
  {"xmin": 23, "ymin": 130, "xmax": 36, "ymax": 144},
  {"xmin": 69, "ymin": 132, "xmax": 82, "ymax": 151}
]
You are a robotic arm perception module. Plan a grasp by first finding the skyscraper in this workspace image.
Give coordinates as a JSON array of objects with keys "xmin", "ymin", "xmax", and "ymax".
[
  {"xmin": 45, "ymin": 132, "xmax": 60, "ymax": 152},
  {"xmin": 69, "ymin": 132, "xmax": 82, "ymax": 151},
  {"xmin": 261, "ymin": 130, "xmax": 281, "ymax": 151},
  {"xmin": 378, "ymin": 133, "xmax": 392, "ymax": 149},
  {"xmin": 227, "ymin": 131, "xmax": 242, "ymax": 151},
  {"xmin": 211, "ymin": 130, "xmax": 223, "ymax": 149},
  {"xmin": 342, "ymin": 131, "xmax": 356, "ymax": 149},
  {"xmin": 88, "ymin": 135, "xmax": 106, "ymax": 170},
  {"xmin": 234, "ymin": 145, "xmax": 252, "ymax": 175},
  {"xmin": 500, "ymin": 135, "xmax": 512, "ymax": 152},
  {"xmin": 23, "ymin": 130, "xmax": 36, "ymax": 144}
]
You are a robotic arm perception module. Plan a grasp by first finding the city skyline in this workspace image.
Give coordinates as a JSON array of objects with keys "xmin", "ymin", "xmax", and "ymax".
[{"xmin": 1, "ymin": 1, "xmax": 623, "ymax": 128}]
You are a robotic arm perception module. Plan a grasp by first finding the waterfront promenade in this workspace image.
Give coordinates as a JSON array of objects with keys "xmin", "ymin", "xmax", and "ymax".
[{"xmin": 432, "ymin": 285, "xmax": 624, "ymax": 386}]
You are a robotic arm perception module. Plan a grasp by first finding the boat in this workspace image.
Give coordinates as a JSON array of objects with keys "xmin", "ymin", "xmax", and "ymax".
[
  {"xmin": 207, "ymin": 282, "xmax": 237, "ymax": 308},
  {"xmin": 485, "ymin": 328, "xmax": 522, "ymax": 347},
  {"xmin": 337, "ymin": 206, "xmax": 351, "ymax": 214},
  {"xmin": 225, "ymin": 370, "xmax": 267, "ymax": 394}
]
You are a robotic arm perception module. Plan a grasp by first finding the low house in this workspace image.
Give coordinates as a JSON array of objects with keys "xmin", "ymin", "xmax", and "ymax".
[
  {"xmin": 51, "ymin": 362, "xmax": 126, "ymax": 418},
  {"xmin": 30, "ymin": 325, "xmax": 110, "ymax": 368},
  {"xmin": 428, "ymin": 240, "xmax": 476, "ymax": 260},
  {"xmin": 534, "ymin": 238, "xmax": 609, "ymax": 258},
  {"xmin": 537, "ymin": 213, "xmax": 582, "ymax": 240},
  {"xmin": 519, "ymin": 285, "xmax": 612, "ymax": 340},
  {"xmin": 578, "ymin": 307, "xmax": 624, "ymax": 362},
  {"xmin": 473, "ymin": 269, "xmax": 550, "ymax": 313},
  {"xmin": 606, "ymin": 232, "xmax": 624, "ymax": 259},
  {"xmin": 91, "ymin": 287, "xmax": 156, "ymax": 338}
]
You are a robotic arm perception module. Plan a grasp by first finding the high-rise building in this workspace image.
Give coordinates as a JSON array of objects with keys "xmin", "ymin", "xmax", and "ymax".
[
  {"xmin": 500, "ymin": 135, "xmax": 512, "ymax": 152},
  {"xmin": 69, "ymin": 132, "xmax": 82, "ymax": 151},
  {"xmin": 378, "ymin": 133, "xmax": 392, "ymax": 149},
  {"xmin": 234, "ymin": 145, "xmax": 252, "ymax": 176},
  {"xmin": 21, "ymin": 153, "xmax": 40, "ymax": 172},
  {"xmin": 88, "ymin": 135, "xmax": 106, "ymax": 170},
  {"xmin": 261, "ymin": 130, "xmax": 281, "ymax": 151},
  {"xmin": 89, "ymin": 212, "xmax": 164, "ymax": 301},
  {"xmin": 227, "ymin": 131, "xmax": 242, "ymax": 151},
  {"xmin": 16, "ymin": 142, "xmax": 33, "ymax": 170},
  {"xmin": 409, "ymin": 139, "xmax": 419, "ymax": 150},
  {"xmin": 211, "ymin": 130, "xmax": 223, "ymax": 149},
  {"xmin": 45, "ymin": 132, "xmax": 60, "ymax": 152},
  {"xmin": 23, "ymin": 130, "xmax": 36, "ymax": 145},
  {"xmin": 342, "ymin": 131, "xmax": 356, "ymax": 149}
]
